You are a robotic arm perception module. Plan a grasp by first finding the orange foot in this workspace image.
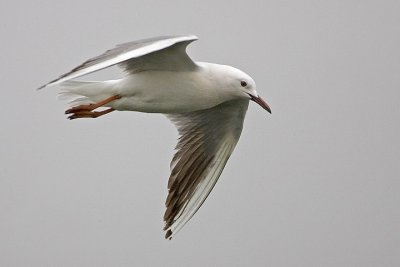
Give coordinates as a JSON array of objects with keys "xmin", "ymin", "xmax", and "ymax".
[{"xmin": 65, "ymin": 95, "xmax": 121, "ymax": 120}]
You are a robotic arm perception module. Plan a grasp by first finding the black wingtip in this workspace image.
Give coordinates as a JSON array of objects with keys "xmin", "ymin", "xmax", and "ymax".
[
  {"xmin": 37, "ymin": 84, "xmax": 46, "ymax": 90},
  {"xmin": 165, "ymin": 229, "xmax": 173, "ymax": 240}
]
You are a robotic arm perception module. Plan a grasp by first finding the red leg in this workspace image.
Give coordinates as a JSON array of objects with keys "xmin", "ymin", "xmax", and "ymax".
[
  {"xmin": 65, "ymin": 95, "xmax": 121, "ymax": 120},
  {"xmin": 68, "ymin": 108, "xmax": 116, "ymax": 120}
]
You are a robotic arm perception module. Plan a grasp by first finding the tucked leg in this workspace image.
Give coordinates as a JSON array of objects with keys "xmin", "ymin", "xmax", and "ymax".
[
  {"xmin": 65, "ymin": 95, "xmax": 121, "ymax": 120},
  {"xmin": 65, "ymin": 95, "xmax": 121, "ymax": 114},
  {"xmin": 67, "ymin": 108, "xmax": 116, "ymax": 120}
]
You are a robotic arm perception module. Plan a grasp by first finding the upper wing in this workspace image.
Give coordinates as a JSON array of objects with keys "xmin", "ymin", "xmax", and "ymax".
[
  {"xmin": 164, "ymin": 99, "xmax": 249, "ymax": 239},
  {"xmin": 38, "ymin": 35, "xmax": 198, "ymax": 89}
]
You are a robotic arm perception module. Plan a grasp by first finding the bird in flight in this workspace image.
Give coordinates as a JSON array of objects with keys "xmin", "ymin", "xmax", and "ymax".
[{"xmin": 39, "ymin": 35, "xmax": 271, "ymax": 239}]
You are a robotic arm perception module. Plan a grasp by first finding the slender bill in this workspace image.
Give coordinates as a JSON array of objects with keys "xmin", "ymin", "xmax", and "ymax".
[{"xmin": 249, "ymin": 94, "xmax": 272, "ymax": 113}]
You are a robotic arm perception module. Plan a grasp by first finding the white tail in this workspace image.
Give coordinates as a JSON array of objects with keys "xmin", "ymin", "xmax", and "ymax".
[{"xmin": 58, "ymin": 80, "xmax": 119, "ymax": 107}]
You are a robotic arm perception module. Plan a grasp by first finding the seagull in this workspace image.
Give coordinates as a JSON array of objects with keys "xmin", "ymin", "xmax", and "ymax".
[{"xmin": 39, "ymin": 35, "xmax": 271, "ymax": 239}]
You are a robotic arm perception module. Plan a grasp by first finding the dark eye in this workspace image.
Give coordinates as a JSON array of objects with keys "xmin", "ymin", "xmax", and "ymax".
[{"xmin": 240, "ymin": 80, "xmax": 247, "ymax": 87}]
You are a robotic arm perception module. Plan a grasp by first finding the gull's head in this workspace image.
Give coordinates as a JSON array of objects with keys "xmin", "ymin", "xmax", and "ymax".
[{"xmin": 221, "ymin": 65, "xmax": 271, "ymax": 114}]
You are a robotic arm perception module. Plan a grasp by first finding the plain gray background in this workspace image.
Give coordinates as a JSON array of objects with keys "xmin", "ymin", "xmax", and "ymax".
[{"xmin": 1, "ymin": 0, "xmax": 399, "ymax": 266}]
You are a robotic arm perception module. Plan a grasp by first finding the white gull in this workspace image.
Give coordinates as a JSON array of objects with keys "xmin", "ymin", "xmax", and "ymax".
[{"xmin": 39, "ymin": 35, "xmax": 271, "ymax": 239}]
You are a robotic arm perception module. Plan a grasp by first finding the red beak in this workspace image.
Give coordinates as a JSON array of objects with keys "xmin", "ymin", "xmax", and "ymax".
[{"xmin": 249, "ymin": 94, "xmax": 272, "ymax": 114}]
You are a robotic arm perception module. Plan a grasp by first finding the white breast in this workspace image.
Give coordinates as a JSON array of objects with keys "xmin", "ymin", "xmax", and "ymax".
[{"xmin": 111, "ymin": 67, "xmax": 224, "ymax": 113}]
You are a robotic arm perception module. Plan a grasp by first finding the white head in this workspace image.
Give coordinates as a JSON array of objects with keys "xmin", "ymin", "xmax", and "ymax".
[{"xmin": 213, "ymin": 64, "xmax": 271, "ymax": 113}]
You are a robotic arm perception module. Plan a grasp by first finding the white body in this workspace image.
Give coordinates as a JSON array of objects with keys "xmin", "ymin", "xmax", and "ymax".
[{"xmin": 60, "ymin": 62, "xmax": 255, "ymax": 114}]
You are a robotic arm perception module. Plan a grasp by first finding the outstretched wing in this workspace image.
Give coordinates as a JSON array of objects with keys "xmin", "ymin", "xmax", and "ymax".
[
  {"xmin": 164, "ymin": 99, "xmax": 249, "ymax": 239},
  {"xmin": 38, "ymin": 35, "xmax": 198, "ymax": 89}
]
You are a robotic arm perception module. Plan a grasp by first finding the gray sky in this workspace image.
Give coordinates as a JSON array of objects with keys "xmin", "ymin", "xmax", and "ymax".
[{"xmin": 1, "ymin": 0, "xmax": 399, "ymax": 266}]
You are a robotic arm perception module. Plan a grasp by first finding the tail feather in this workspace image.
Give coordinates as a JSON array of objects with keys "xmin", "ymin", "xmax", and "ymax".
[{"xmin": 57, "ymin": 80, "xmax": 119, "ymax": 107}]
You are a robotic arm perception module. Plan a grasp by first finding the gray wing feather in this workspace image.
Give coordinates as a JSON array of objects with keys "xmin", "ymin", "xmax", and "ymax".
[
  {"xmin": 120, "ymin": 38, "xmax": 198, "ymax": 73},
  {"xmin": 164, "ymin": 99, "xmax": 249, "ymax": 239},
  {"xmin": 38, "ymin": 35, "xmax": 198, "ymax": 89}
]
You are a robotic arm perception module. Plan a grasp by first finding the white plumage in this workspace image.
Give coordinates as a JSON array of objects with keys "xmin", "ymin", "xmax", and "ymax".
[{"xmin": 40, "ymin": 35, "xmax": 271, "ymax": 239}]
